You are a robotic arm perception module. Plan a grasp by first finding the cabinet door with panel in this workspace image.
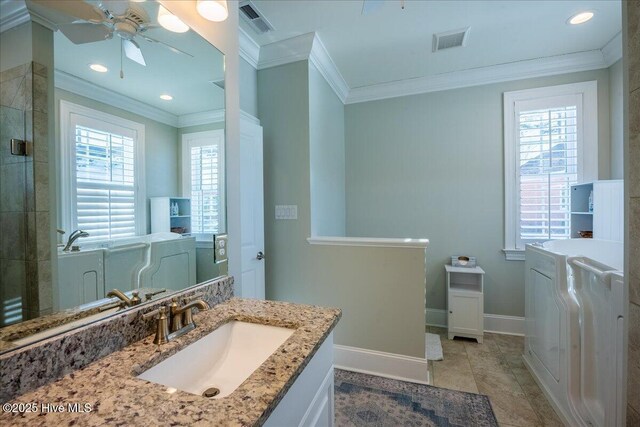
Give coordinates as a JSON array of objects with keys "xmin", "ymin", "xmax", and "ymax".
[{"xmin": 448, "ymin": 292, "xmax": 483, "ymax": 335}]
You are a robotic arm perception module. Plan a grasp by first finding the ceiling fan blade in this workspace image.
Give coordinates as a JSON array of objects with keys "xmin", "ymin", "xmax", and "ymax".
[
  {"xmin": 123, "ymin": 39, "xmax": 146, "ymax": 66},
  {"xmin": 362, "ymin": 0, "xmax": 384, "ymax": 15},
  {"xmin": 29, "ymin": 0, "xmax": 105, "ymax": 22},
  {"xmin": 58, "ymin": 23, "xmax": 112, "ymax": 44},
  {"xmin": 141, "ymin": 35, "xmax": 194, "ymax": 58}
]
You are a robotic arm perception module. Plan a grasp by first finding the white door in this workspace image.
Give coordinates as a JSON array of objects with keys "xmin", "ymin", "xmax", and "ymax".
[{"xmin": 240, "ymin": 118, "xmax": 265, "ymax": 299}]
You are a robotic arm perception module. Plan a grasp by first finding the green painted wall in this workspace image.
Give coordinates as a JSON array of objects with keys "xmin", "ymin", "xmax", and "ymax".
[
  {"xmin": 309, "ymin": 63, "xmax": 346, "ymax": 236},
  {"xmin": 259, "ymin": 61, "xmax": 426, "ymax": 357},
  {"xmin": 344, "ymin": 68, "xmax": 612, "ymax": 318}
]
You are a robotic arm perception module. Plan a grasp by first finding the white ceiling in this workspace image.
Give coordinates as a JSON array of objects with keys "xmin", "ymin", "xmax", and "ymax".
[
  {"xmin": 31, "ymin": 0, "xmax": 225, "ymax": 117},
  {"xmin": 241, "ymin": 0, "xmax": 622, "ymax": 89}
]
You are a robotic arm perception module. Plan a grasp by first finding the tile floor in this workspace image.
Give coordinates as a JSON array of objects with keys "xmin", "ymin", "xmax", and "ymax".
[{"xmin": 427, "ymin": 326, "xmax": 563, "ymax": 427}]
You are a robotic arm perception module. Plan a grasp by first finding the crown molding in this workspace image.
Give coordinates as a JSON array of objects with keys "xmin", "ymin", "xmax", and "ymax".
[
  {"xmin": 601, "ymin": 31, "xmax": 622, "ymax": 67},
  {"xmin": 309, "ymin": 35, "xmax": 349, "ymax": 103},
  {"xmin": 239, "ymin": 27, "xmax": 260, "ymax": 69},
  {"xmin": 0, "ymin": 1, "xmax": 58, "ymax": 33},
  {"xmin": 345, "ymin": 49, "xmax": 610, "ymax": 104},
  {"xmin": 0, "ymin": 0, "xmax": 29, "ymax": 33},
  {"xmin": 257, "ymin": 32, "xmax": 315, "ymax": 71},
  {"xmin": 55, "ymin": 69, "xmax": 179, "ymax": 127},
  {"xmin": 178, "ymin": 109, "xmax": 225, "ymax": 127}
]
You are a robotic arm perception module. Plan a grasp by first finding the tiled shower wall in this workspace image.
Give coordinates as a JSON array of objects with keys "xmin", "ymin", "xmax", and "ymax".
[
  {"xmin": 626, "ymin": 0, "xmax": 640, "ymax": 424},
  {"xmin": 0, "ymin": 62, "xmax": 51, "ymax": 326}
]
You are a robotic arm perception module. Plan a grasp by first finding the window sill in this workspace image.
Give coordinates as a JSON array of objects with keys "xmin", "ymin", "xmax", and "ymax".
[{"xmin": 502, "ymin": 249, "xmax": 525, "ymax": 261}]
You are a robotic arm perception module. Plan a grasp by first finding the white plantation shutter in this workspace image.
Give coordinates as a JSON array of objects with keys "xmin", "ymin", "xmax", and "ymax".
[
  {"xmin": 60, "ymin": 101, "xmax": 146, "ymax": 242},
  {"xmin": 504, "ymin": 82, "xmax": 597, "ymax": 256},
  {"xmin": 182, "ymin": 130, "xmax": 226, "ymax": 240},
  {"xmin": 516, "ymin": 102, "xmax": 578, "ymax": 245},
  {"xmin": 74, "ymin": 125, "xmax": 136, "ymax": 241},
  {"xmin": 190, "ymin": 144, "xmax": 222, "ymax": 234}
]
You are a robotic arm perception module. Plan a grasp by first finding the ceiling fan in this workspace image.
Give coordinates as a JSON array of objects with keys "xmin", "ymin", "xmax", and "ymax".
[
  {"xmin": 362, "ymin": 0, "xmax": 405, "ymax": 15},
  {"xmin": 30, "ymin": 0, "xmax": 192, "ymax": 68}
]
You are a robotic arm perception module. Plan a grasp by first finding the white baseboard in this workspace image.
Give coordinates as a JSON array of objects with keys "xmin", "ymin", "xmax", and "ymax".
[
  {"xmin": 334, "ymin": 344, "xmax": 430, "ymax": 385},
  {"xmin": 426, "ymin": 309, "xmax": 524, "ymax": 336},
  {"xmin": 484, "ymin": 314, "xmax": 525, "ymax": 336}
]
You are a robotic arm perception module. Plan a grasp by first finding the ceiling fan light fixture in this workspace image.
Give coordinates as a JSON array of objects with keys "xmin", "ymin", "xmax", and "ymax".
[
  {"xmin": 197, "ymin": 0, "xmax": 228, "ymax": 22},
  {"xmin": 158, "ymin": 5, "xmax": 190, "ymax": 33},
  {"xmin": 568, "ymin": 11, "xmax": 594, "ymax": 25},
  {"xmin": 89, "ymin": 64, "xmax": 108, "ymax": 73},
  {"xmin": 160, "ymin": 94, "xmax": 173, "ymax": 101}
]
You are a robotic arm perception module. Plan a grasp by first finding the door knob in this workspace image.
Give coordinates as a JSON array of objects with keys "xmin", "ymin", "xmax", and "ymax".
[{"xmin": 256, "ymin": 251, "xmax": 265, "ymax": 260}]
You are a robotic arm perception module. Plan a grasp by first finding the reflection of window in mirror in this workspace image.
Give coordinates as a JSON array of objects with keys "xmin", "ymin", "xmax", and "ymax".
[
  {"xmin": 181, "ymin": 130, "xmax": 226, "ymax": 242},
  {"xmin": 60, "ymin": 101, "xmax": 146, "ymax": 242}
]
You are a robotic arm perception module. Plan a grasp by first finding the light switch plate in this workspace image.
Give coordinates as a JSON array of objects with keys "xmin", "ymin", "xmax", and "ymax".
[
  {"xmin": 275, "ymin": 205, "xmax": 298, "ymax": 220},
  {"xmin": 214, "ymin": 234, "xmax": 228, "ymax": 263}
]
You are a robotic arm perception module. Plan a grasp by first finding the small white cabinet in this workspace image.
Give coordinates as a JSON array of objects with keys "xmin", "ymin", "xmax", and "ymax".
[{"xmin": 446, "ymin": 265, "xmax": 484, "ymax": 343}]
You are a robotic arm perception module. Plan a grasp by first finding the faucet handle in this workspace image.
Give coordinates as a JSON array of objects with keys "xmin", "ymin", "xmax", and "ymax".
[
  {"xmin": 143, "ymin": 306, "xmax": 169, "ymax": 345},
  {"xmin": 144, "ymin": 288, "xmax": 167, "ymax": 301},
  {"xmin": 142, "ymin": 305, "xmax": 166, "ymax": 320},
  {"xmin": 182, "ymin": 292, "xmax": 205, "ymax": 304}
]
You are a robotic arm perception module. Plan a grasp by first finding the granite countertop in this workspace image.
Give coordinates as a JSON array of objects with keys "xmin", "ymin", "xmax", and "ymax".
[{"xmin": 1, "ymin": 298, "xmax": 341, "ymax": 426}]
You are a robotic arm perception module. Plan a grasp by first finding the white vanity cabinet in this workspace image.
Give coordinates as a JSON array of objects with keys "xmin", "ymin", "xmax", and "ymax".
[
  {"xmin": 264, "ymin": 332, "xmax": 335, "ymax": 427},
  {"xmin": 446, "ymin": 265, "xmax": 484, "ymax": 343}
]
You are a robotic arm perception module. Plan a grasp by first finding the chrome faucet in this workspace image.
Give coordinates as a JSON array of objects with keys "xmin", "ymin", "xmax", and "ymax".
[
  {"xmin": 62, "ymin": 229, "xmax": 89, "ymax": 252},
  {"xmin": 144, "ymin": 295, "xmax": 209, "ymax": 345},
  {"xmin": 106, "ymin": 289, "xmax": 142, "ymax": 307}
]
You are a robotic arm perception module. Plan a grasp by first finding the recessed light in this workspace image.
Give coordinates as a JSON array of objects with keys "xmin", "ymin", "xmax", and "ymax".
[
  {"xmin": 568, "ymin": 11, "xmax": 594, "ymax": 25},
  {"xmin": 89, "ymin": 64, "xmax": 108, "ymax": 73},
  {"xmin": 160, "ymin": 94, "xmax": 173, "ymax": 101},
  {"xmin": 158, "ymin": 5, "xmax": 189, "ymax": 33}
]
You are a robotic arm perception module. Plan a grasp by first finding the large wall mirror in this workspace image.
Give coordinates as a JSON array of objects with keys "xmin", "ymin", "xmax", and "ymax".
[{"xmin": 0, "ymin": 0, "xmax": 227, "ymax": 353}]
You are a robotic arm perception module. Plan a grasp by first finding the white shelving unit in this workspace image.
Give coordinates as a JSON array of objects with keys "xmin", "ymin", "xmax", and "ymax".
[
  {"xmin": 446, "ymin": 265, "xmax": 484, "ymax": 343},
  {"xmin": 570, "ymin": 180, "xmax": 623, "ymax": 241},
  {"xmin": 150, "ymin": 197, "xmax": 192, "ymax": 236}
]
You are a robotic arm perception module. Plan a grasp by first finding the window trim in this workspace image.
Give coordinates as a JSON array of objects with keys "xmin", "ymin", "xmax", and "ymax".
[
  {"xmin": 59, "ymin": 100, "xmax": 146, "ymax": 240},
  {"xmin": 503, "ymin": 81, "xmax": 598, "ymax": 259},
  {"xmin": 180, "ymin": 129, "xmax": 226, "ymax": 241}
]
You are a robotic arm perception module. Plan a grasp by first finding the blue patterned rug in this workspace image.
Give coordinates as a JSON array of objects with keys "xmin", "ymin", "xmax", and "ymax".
[{"xmin": 334, "ymin": 369, "xmax": 498, "ymax": 427}]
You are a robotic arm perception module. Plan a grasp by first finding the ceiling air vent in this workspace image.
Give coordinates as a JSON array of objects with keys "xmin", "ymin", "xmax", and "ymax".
[
  {"xmin": 239, "ymin": 1, "xmax": 274, "ymax": 34},
  {"xmin": 432, "ymin": 27, "xmax": 470, "ymax": 52}
]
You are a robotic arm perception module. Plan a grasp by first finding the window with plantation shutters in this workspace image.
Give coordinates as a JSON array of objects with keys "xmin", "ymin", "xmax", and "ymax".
[
  {"xmin": 503, "ymin": 82, "xmax": 598, "ymax": 259},
  {"xmin": 60, "ymin": 101, "xmax": 146, "ymax": 243},
  {"xmin": 182, "ymin": 130, "xmax": 226, "ymax": 240}
]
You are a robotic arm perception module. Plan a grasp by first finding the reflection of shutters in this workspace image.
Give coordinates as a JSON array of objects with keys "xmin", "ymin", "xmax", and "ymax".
[
  {"xmin": 190, "ymin": 144, "xmax": 221, "ymax": 234},
  {"xmin": 517, "ymin": 104, "xmax": 577, "ymax": 241},
  {"xmin": 74, "ymin": 125, "xmax": 136, "ymax": 241}
]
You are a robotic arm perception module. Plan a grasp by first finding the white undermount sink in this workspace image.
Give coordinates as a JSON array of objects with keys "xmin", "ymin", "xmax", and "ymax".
[{"xmin": 137, "ymin": 321, "xmax": 295, "ymax": 399}]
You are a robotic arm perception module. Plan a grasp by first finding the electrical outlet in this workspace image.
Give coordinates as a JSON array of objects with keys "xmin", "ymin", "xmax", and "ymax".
[
  {"xmin": 214, "ymin": 234, "xmax": 228, "ymax": 263},
  {"xmin": 275, "ymin": 205, "xmax": 298, "ymax": 220}
]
